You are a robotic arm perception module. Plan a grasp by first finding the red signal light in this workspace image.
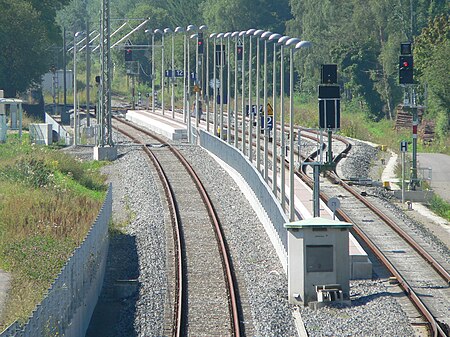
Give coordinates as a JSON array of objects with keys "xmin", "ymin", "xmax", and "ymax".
[{"xmin": 402, "ymin": 61, "xmax": 409, "ymax": 67}]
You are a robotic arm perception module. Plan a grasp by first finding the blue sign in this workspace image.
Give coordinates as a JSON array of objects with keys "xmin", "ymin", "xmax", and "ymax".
[
  {"xmin": 165, "ymin": 69, "xmax": 186, "ymax": 78},
  {"xmin": 261, "ymin": 115, "xmax": 273, "ymax": 130},
  {"xmin": 246, "ymin": 104, "xmax": 263, "ymax": 117}
]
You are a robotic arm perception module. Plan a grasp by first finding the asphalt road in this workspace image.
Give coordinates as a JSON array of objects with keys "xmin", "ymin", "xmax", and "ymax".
[{"xmin": 417, "ymin": 153, "xmax": 450, "ymax": 203}]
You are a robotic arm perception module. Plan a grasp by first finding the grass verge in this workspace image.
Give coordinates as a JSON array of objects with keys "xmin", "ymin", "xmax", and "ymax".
[{"xmin": 0, "ymin": 135, "xmax": 108, "ymax": 330}]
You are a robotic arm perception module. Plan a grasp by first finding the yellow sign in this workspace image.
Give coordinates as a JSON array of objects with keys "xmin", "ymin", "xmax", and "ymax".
[{"xmin": 267, "ymin": 102, "xmax": 273, "ymax": 116}]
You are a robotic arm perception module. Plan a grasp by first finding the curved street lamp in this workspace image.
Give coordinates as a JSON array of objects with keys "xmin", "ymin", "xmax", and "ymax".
[
  {"xmin": 239, "ymin": 31, "xmax": 247, "ymax": 154},
  {"xmin": 261, "ymin": 31, "xmax": 272, "ymax": 181},
  {"xmin": 246, "ymin": 28, "xmax": 256, "ymax": 161},
  {"xmin": 277, "ymin": 35, "xmax": 290, "ymax": 210},
  {"xmin": 73, "ymin": 31, "xmax": 84, "ymax": 146},
  {"xmin": 232, "ymin": 31, "xmax": 240, "ymax": 148},
  {"xmin": 154, "ymin": 29, "xmax": 165, "ymax": 115},
  {"xmin": 196, "ymin": 25, "xmax": 208, "ymax": 129},
  {"xmin": 164, "ymin": 28, "xmax": 175, "ymax": 117},
  {"xmin": 199, "ymin": 25, "xmax": 208, "ymax": 131},
  {"xmin": 175, "ymin": 27, "xmax": 185, "ymax": 119},
  {"xmin": 186, "ymin": 25, "xmax": 197, "ymax": 143},
  {"xmin": 224, "ymin": 32, "xmax": 232, "ymax": 143},
  {"xmin": 209, "ymin": 33, "xmax": 218, "ymax": 135},
  {"xmin": 285, "ymin": 37, "xmax": 301, "ymax": 221},
  {"xmin": 268, "ymin": 33, "xmax": 281, "ymax": 195},
  {"xmin": 217, "ymin": 32, "xmax": 225, "ymax": 140},
  {"xmin": 253, "ymin": 29, "xmax": 264, "ymax": 171},
  {"xmin": 145, "ymin": 29, "xmax": 156, "ymax": 114}
]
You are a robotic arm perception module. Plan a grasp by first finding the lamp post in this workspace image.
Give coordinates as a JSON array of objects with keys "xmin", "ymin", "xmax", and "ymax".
[
  {"xmin": 164, "ymin": 28, "xmax": 175, "ymax": 118},
  {"xmin": 268, "ymin": 33, "xmax": 281, "ymax": 195},
  {"xmin": 209, "ymin": 33, "xmax": 218, "ymax": 136},
  {"xmin": 199, "ymin": 25, "xmax": 208, "ymax": 130},
  {"xmin": 145, "ymin": 29, "xmax": 156, "ymax": 114},
  {"xmin": 224, "ymin": 32, "xmax": 232, "ymax": 143},
  {"xmin": 73, "ymin": 31, "xmax": 84, "ymax": 146},
  {"xmin": 232, "ymin": 31, "xmax": 240, "ymax": 148},
  {"xmin": 246, "ymin": 28, "xmax": 256, "ymax": 161},
  {"xmin": 217, "ymin": 32, "xmax": 225, "ymax": 140},
  {"xmin": 186, "ymin": 25, "xmax": 197, "ymax": 143},
  {"xmin": 154, "ymin": 29, "xmax": 164, "ymax": 115},
  {"xmin": 254, "ymin": 29, "xmax": 264, "ymax": 171},
  {"xmin": 278, "ymin": 35, "xmax": 291, "ymax": 211},
  {"xmin": 285, "ymin": 37, "xmax": 303, "ymax": 221},
  {"xmin": 261, "ymin": 31, "xmax": 272, "ymax": 182},
  {"xmin": 197, "ymin": 25, "xmax": 208, "ymax": 129},
  {"xmin": 175, "ymin": 27, "xmax": 185, "ymax": 120},
  {"xmin": 239, "ymin": 31, "xmax": 246, "ymax": 154},
  {"xmin": 205, "ymin": 31, "xmax": 211, "ymax": 132}
]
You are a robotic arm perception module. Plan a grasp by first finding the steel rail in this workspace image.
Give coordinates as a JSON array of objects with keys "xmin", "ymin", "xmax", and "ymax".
[
  {"xmin": 112, "ymin": 117, "xmax": 241, "ymax": 336},
  {"xmin": 297, "ymin": 131, "xmax": 448, "ymax": 337},
  {"xmin": 111, "ymin": 123, "xmax": 183, "ymax": 336}
]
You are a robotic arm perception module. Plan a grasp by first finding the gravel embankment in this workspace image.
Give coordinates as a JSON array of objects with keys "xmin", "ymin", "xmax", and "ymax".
[{"xmin": 80, "ymin": 135, "xmax": 416, "ymax": 336}]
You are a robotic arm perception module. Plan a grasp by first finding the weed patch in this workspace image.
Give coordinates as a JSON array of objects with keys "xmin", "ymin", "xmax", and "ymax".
[{"xmin": 0, "ymin": 139, "xmax": 108, "ymax": 329}]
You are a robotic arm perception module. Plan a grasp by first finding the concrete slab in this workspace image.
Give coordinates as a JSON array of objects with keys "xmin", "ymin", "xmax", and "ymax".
[
  {"xmin": 0, "ymin": 269, "xmax": 11, "ymax": 319},
  {"xmin": 126, "ymin": 110, "xmax": 187, "ymax": 141},
  {"xmin": 94, "ymin": 146, "xmax": 118, "ymax": 161}
]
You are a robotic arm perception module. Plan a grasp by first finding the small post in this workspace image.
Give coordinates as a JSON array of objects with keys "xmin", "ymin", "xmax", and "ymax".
[{"xmin": 313, "ymin": 163, "xmax": 320, "ymax": 217}]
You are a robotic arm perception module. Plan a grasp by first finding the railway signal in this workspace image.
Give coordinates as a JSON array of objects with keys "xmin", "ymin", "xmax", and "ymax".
[
  {"xmin": 237, "ymin": 45, "xmax": 243, "ymax": 60},
  {"xmin": 198, "ymin": 32, "xmax": 204, "ymax": 54},
  {"xmin": 399, "ymin": 55, "xmax": 413, "ymax": 84},
  {"xmin": 124, "ymin": 48, "xmax": 133, "ymax": 61}
]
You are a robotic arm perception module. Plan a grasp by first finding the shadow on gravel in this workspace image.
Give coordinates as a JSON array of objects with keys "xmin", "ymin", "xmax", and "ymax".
[
  {"xmin": 86, "ymin": 231, "xmax": 140, "ymax": 337},
  {"xmin": 351, "ymin": 291, "xmax": 403, "ymax": 306}
]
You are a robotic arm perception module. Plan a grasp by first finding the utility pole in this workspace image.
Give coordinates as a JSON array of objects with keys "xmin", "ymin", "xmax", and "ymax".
[
  {"xmin": 98, "ymin": 0, "xmax": 113, "ymax": 148},
  {"xmin": 63, "ymin": 27, "xmax": 67, "ymax": 122},
  {"xmin": 86, "ymin": 19, "xmax": 91, "ymax": 126}
]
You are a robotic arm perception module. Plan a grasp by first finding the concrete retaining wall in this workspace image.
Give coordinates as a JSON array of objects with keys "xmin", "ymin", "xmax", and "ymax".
[
  {"xmin": 0, "ymin": 185, "xmax": 112, "ymax": 337},
  {"xmin": 198, "ymin": 129, "xmax": 289, "ymax": 266},
  {"xmin": 45, "ymin": 113, "xmax": 72, "ymax": 145}
]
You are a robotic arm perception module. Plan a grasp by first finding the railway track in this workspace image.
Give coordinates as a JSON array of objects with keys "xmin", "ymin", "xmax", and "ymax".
[
  {"xmin": 112, "ymin": 117, "xmax": 240, "ymax": 336},
  {"xmin": 121, "ymin": 107, "xmax": 450, "ymax": 336},
  {"xmin": 297, "ymin": 132, "xmax": 450, "ymax": 337}
]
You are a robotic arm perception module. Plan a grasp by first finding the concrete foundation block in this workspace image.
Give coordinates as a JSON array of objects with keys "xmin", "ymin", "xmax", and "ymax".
[
  {"xmin": 94, "ymin": 146, "xmax": 117, "ymax": 161},
  {"xmin": 351, "ymin": 261, "xmax": 373, "ymax": 279}
]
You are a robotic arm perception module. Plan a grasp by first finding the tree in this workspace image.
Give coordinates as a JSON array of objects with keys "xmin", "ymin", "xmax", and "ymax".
[
  {"xmin": 414, "ymin": 14, "xmax": 450, "ymax": 136},
  {"xmin": 200, "ymin": 0, "xmax": 290, "ymax": 32},
  {"xmin": 0, "ymin": 0, "xmax": 52, "ymax": 97}
]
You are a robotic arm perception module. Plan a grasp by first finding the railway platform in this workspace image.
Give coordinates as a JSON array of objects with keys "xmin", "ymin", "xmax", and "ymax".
[{"xmin": 127, "ymin": 108, "xmax": 373, "ymax": 280}]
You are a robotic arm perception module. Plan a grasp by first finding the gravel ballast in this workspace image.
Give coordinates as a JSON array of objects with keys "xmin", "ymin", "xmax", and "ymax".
[{"xmin": 81, "ymin": 133, "xmax": 417, "ymax": 336}]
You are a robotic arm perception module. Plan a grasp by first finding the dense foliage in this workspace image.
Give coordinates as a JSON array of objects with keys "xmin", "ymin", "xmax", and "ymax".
[
  {"xmin": 0, "ymin": 0, "xmax": 448, "ymax": 137},
  {"xmin": 0, "ymin": 0, "xmax": 69, "ymax": 97}
]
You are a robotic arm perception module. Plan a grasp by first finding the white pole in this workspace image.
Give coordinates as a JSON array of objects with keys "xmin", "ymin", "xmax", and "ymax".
[
  {"xmin": 206, "ymin": 36, "xmax": 210, "ymax": 132},
  {"xmin": 263, "ymin": 38, "xmax": 268, "ymax": 181},
  {"xmin": 73, "ymin": 34, "xmax": 78, "ymax": 146},
  {"xmin": 280, "ymin": 43, "xmax": 286, "ymax": 211},
  {"xmin": 227, "ymin": 35, "xmax": 231, "ymax": 143},
  {"xmin": 152, "ymin": 34, "xmax": 155, "ymax": 114},
  {"xmin": 234, "ymin": 35, "xmax": 238, "ymax": 147},
  {"xmin": 161, "ymin": 34, "xmax": 165, "ymax": 115},
  {"xmin": 248, "ymin": 35, "xmax": 253, "ymax": 161},
  {"xmin": 219, "ymin": 36, "xmax": 224, "ymax": 140},
  {"xmin": 171, "ymin": 31, "xmax": 175, "ymax": 117},
  {"xmin": 241, "ymin": 34, "xmax": 246, "ymax": 155},
  {"xmin": 187, "ymin": 37, "xmax": 191, "ymax": 142},
  {"xmin": 256, "ymin": 35, "xmax": 261, "ymax": 171},
  {"xmin": 289, "ymin": 47, "xmax": 295, "ymax": 221},
  {"xmin": 272, "ymin": 42, "xmax": 277, "ymax": 196}
]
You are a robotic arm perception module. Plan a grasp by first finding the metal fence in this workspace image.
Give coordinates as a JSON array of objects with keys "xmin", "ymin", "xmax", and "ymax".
[
  {"xmin": 1, "ymin": 185, "xmax": 112, "ymax": 337},
  {"xmin": 199, "ymin": 129, "xmax": 289, "ymax": 263}
]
